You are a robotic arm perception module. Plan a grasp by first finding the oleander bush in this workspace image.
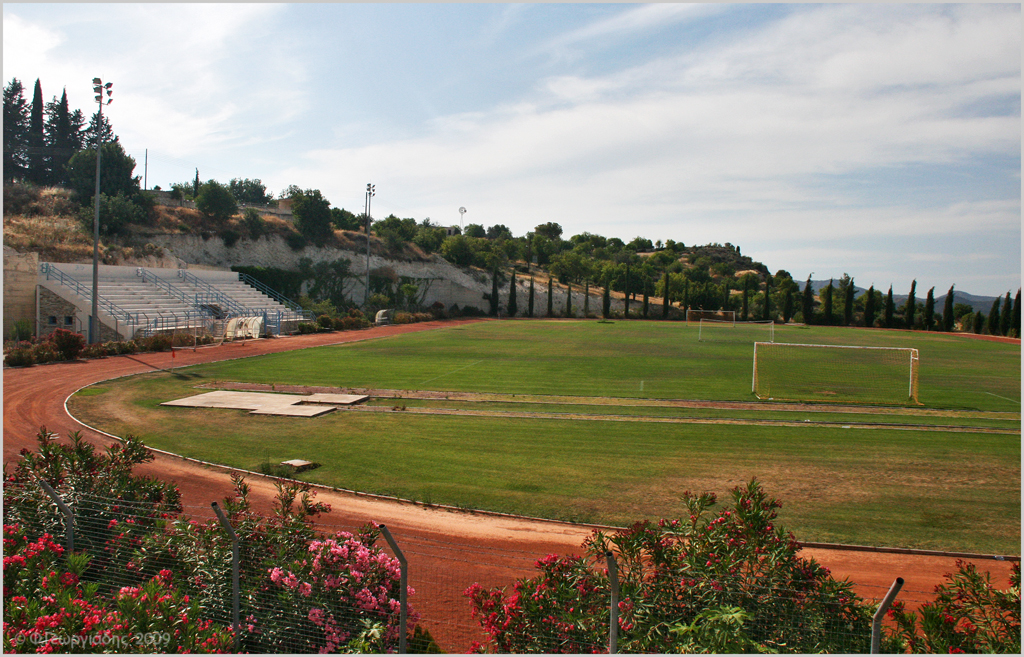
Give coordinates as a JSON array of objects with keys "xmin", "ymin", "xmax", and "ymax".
[{"xmin": 3, "ymin": 428, "xmax": 425, "ymax": 654}]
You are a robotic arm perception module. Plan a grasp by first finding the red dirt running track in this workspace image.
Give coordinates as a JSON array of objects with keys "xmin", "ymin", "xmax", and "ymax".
[{"xmin": 4, "ymin": 320, "xmax": 1017, "ymax": 650}]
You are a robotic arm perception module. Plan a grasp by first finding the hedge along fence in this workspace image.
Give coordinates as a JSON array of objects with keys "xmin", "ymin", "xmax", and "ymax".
[
  {"xmin": 2, "ymin": 429, "xmax": 421, "ymax": 654},
  {"xmin": 3, "ymin": 429, "xmax": 1020, "ymax": 654}
]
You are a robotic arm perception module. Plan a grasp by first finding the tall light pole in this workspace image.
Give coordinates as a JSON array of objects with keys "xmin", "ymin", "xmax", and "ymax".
[
  {"xmin": 90, "ymin": 78, "xmax": 113, "ymax": 344},
  {"xmin": 364, "ymin": 183, "xmax": 375, "ymax": 306},
  {"xmin": 459, "ymin": 206, "xmax": 466, "ymax": 233}
]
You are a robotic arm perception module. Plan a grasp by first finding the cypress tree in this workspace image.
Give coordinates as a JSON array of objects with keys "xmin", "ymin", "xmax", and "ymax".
[
  {"xmin": 863, "ymin": 285, "xmax": 876, "ymax": 328},
  {"xmin": 843, "ymin": 277, "xmax": 855, "ymax": 326},
  {"xmin": 44, "ymin": 88, "xmax": 83, "ymax": 187},
  {"xmin": 923, "ymin": 287, "xmax": 935, "ymax": 331},
  {"xmin": 546, "ymin": 277, "xmax": 554, "ymax": 317},
  {"xmin": 489, "ymin": 266, "xmax": 500, "ymax": 316},
  {"xmin": 682, "ymin": 280, "xmax": 689, "ymax": 314},
  {"xmin": 584, "ymin": 280, "xmax": 590, "ymax": 318},
  {"xmin": 762, "ymin": 275, "xmax": 772, "ymax": 321},
  {"xmin": 974, "ymin": 310, "xmax": 984, "ymax": 334},
  {"xmin": 905, "ymin": 280, "xmax": 917, "ymax": 329},
  {"xmin": 193, "ymin": 169, "xmax": 200, "ymax": 198},
  {"xmin": 642, "ymin": 286, "xmax": 649, "ymax": 318},
  {"xmin": 602, "ymin": 276, "xmax": 611, "ymax": 318},
  {"xmin": 822, "ymin": 279, "xmax": 834, "ymax": 326},
  {"xmin": 884, "ymin": 286, "xmax": 895, "ymax": 328},
  {"xmin": 987, "ymin": 298, "xmax": 1000, "ymax": 335},
  {"xmin": 624, "ymin": 262, "xmax": 631, "ymax": 317},
  {"xmin": 741, "ymin": 283, "xmax": 750, "ymax": 321},
  {"xmin": 3, "ymin": 78, "xmax": 30, "ymax": 182},
  {"xmin": 565, "ymin": 282, "xmax": 572, "ymax": 317},
  {"xmin": 27, "ymin": 79, "xmax": 45, "ymax": 184},
  {"xmin": 507, "ymin": 270, "xmax": 518, "ymax": 317},
  {"xmin": 802, "ymin": 277, "xmax": 815, "ymax": 325},
  {"xmin": 942, "ymin": 285, "xmax": 955, "ymax": 332},
  {"xmin": 528, "ymin": 277, "xmax": 535, "ymax": 318},
  {"xmin": 1013, "ymin": 289, "xmax": 1021, "ymax": 338},
  {"xmin": 662, "ymin": 270, "xmax": 670, "ymax": 319},
  {"xmin": 999, "ymin": 292, "xmax": 1013, "ymax": 336},
  {"xmin": 782, "ymin": 286, "xmax": 794, "ymax": 323}
]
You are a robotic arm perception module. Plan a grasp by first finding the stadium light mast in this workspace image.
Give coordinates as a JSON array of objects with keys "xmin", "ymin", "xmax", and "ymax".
[
  {"xmin": 459, "ymin": 206, "xmax": 466, "ymax": 233},
  {"xmin": 364, "ymin": 183, "xmax": 375, "ymax": 305},
  {"xmin": 90, "ymin": 77, "xmax": 113, "ymax": 344}
]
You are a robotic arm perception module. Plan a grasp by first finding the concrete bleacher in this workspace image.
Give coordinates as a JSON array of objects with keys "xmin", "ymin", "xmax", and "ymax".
[{"xmin": 38, "ymin": 263, "xmax": 308, "ymax": 339}]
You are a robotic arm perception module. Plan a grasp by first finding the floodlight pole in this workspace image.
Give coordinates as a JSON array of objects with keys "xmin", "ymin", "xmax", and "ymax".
[
  {"xmin": 364, "ymin": 183, "xmax": 375, "ymax": 306},
  {"xmin": 90, "ymin": 78, "xmax": 112, "ymax": 344}
]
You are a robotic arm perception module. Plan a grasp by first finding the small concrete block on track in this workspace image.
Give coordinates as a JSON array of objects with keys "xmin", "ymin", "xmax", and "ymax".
[{"xmin": 161, "ymin": 391, "xmax": 342, "ymax": 417}]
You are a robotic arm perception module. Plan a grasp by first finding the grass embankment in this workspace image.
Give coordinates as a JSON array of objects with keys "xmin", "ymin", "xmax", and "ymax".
[{"xmin": 68, "ymin": 321, "xmax": 1021, "ymax": 554}]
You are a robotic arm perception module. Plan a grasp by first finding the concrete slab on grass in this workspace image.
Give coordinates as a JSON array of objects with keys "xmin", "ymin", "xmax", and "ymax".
[{"xmin": 161, "ymin": 390, "xmax": 359, "ymax": 417}]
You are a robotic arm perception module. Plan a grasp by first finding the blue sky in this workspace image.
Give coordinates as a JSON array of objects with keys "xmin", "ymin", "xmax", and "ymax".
[{"xmin": 4, "ymin": 3, "xmax": 1020, "ymax": 297}]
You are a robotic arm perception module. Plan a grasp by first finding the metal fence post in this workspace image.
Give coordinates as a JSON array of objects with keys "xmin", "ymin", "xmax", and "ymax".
[
  {"xmin": 211, "ymin": 502, "xmax": 240, "ymax": 653},
  {"xmin": 377, "ymin": 524, "xmax": 408, "ymax": 654},
  {"xmin": 870, "ymin": 577, "xmax": 904, "ymax": 654},
  {"xmin": 606, "ymin": 551, "xmax": 619, "ymax": 654},
  {"xmin": 37, "ymin": 479, "xmax": 74, "ymax": 553}
]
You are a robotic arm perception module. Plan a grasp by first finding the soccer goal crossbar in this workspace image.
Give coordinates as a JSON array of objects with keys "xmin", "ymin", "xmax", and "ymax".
[
  {"xmin": 698, "ymin": 319, "xmax": 774, "ymax": 343},
  {"xmin": 752, "ymin": 342, "xmax": 919, "ymax": 405}
]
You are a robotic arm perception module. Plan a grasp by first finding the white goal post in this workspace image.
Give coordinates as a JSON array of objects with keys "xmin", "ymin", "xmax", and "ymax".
[
  {"xmin": 699, "ymin": 319, "xmax": 774, "ymax": 343},
  {"xmin": 687, "ymin": 309, "xmax": 735, "ymax": 326},
  {"xmin": 752, "ymin": 342, "xmax": 919, "ymax": 404}
]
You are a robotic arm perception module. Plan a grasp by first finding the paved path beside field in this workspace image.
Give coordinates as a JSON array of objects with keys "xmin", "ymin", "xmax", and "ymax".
[{"xmin": 4, "ymin": 319, "xmax": 1017, "ymax": 650}]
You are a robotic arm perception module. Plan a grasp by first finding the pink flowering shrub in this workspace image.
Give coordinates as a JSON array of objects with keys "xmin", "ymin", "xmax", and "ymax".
[
  {"xmin": 254, "ymin": 526, "xmax": 419, "ymax": 653},
  {"xmin": 4, "ymin": 430, "xmax": 426, "ymax": 654},
  {"xmin": 466, "ymin": 479, "xmax": 873, "ymax": 653},
  {"xmin": 883, "ymin": 560, "xmax": 1021, "ymax": 654}
]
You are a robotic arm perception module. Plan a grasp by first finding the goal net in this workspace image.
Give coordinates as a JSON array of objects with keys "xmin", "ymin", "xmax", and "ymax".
[
  {"xmin": 699, "ymin": 319, "xmax": 774, "ymax": 343},
  {"xmin": 752, "ymin": 342, "xmax": 919, "ymax": 405},
  {"xmin": 687, "ymin": 309, "xmax": 735, "ymax": 326}
]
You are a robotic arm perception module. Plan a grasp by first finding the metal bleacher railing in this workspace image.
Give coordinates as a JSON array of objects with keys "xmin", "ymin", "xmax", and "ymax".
[{"xmin": 237, "ymin": 272, "xmax": 312, "ymax": 321}]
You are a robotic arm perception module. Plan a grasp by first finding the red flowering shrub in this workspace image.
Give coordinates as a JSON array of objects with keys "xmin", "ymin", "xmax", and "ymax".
[
  {"xmin": 2, "ymin": 524, "xmax": 233, "ymax": 653},
  {"xmin": 466, "ymin": 479, "xmax": 872, "ymax": 653},
  {"xmin": 884, "ymin": 560, "xmax": 1021, "ymax": 654},
  {"xmin": 46, "ymin": 329, "xmax": 86, "ymax": 361}
]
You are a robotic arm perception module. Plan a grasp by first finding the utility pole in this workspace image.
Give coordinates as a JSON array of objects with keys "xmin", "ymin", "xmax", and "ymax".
[{"xmin": 364, "ymin": 183, "xmax": 375, "ymax": 305}]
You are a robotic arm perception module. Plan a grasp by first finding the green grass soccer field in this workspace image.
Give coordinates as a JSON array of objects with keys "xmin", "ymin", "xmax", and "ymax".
[{"xmin": 69, "ymin": 320, "xmax": 1021, "ymax": 554}]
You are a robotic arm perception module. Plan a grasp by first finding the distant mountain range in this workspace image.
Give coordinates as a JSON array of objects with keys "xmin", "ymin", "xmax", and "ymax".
[{"xmin": 806, "ymin": 280, "xmax": 1009, "ymax": 314}]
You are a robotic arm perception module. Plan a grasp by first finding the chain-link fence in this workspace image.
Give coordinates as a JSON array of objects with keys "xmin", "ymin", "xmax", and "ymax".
[{"xmin": 3, "ymin": 478, "xmax": 940, "ymax": 653}]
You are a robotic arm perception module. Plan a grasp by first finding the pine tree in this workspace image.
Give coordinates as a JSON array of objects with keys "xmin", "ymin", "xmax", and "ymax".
[
  {"xmin": 863, "ymin": 285, "xmax": 876, "ymax": 328},
  {"xmin": 662, "ymin": 270, "xmax": 670, "ymax": 319},
  {"xmin": 3, "ymin": 78, "xmax": 30, "ymax": 182},
  {"xmin": 987, "ymin": 298, "xmax": 1000, "ymax": 335},
  {"xmin": 603, "ymin": 276, "xmax": 611, "ymax": 318},
  {"xmin": 507, "ymin": 271, "xmax": 518, "ymax": 317},
  {"xmin": 546, "ymin": 277, "xmax": 553, "ymax": 317},
  {"xmin": 27, "ymin": 79, "xmax": 46, "ymax": 184},
  {"xmin": 884, "ymin": 286, "xmax": 895, "ymax": 328},
  {"xmin": 905, "ymin": 280, "xmax": 917, "ymax": 329},
  {"xmin": 528, "ymin": 277, "xmax": 535, "ymax": 318},
  {"xmin": 1013, "ymin": 289, "xmax": 1021, "ymax": 338},
  {"xmin": 822, "ymin": 279, "xmax": 834, "ymax": 326},
  {"xmin": 843, "ymin": 277, "xmax": 855, "ymax": 326},
  {"xmin": 999, "ymin": 292, "xmax": 1012, "ymax": 336},
  {"xmin": 942, "ymin": 285, "xmax": 955, "ymax": 332},
  {"xmin": 801, "ymin": 277, "xmax": 815, "ymax": 325},
  {"xmin": 86, "ymin": 109, "xmax": 116, "ymax": 147},
  {"xmin": 923, "ymin": 287, "xmax": 935, "ymax": 331}
]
